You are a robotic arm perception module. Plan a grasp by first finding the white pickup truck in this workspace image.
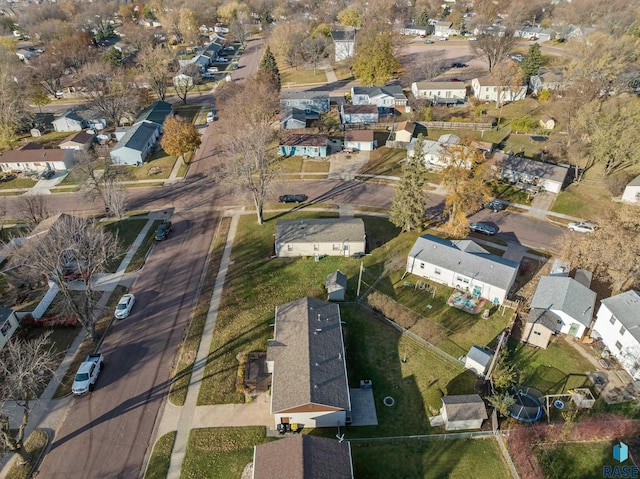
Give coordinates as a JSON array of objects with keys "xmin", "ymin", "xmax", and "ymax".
[{"xmin": 72, "ymin": 353, "xmax": 104, "ymax": 395}]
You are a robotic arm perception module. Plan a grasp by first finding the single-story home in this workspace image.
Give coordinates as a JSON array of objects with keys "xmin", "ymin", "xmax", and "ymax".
[
  {"xmin": 0, "ymin": 308, "xmax": 20, "ymax": 350},
  {"xmin": 344, "ymin": 130, "xmax": 376, "ymax": 151},
  {"xmin": 395, "ymin": 121, "xmax": 415, "ymax": 143},
  {"xmin": 441, "ymin": 394, "xmax": 488, "ymax": 431},
  {"xmin": 326, "ymin": 270, "xmax": 348, "ymax": 301},
  {"xmin": 340, "ymin": 105, "xmax": 379, "ymax": 124},
  {"xmin": 496, "ymin": 154, "xmax": 569, "ymax": 194},
  {"xmin": 465, "ymin": 346, "xmax": 493, "ymax": 377},
  {"xmin": 402, "ymin": 24, "xmax": 433, "ymax": 36},
  {"xmin": 279, "ymin": 108, "xmax": 308, "ymax": 130},
  {"xmin": 274, "ymin": 218, "xmax": 365, "ymax": 258},
  {"xmin": 526, "ymin": 275, "xmax": 597, "ymax": 344},
  {"xmin": 471, "ymin": 77, "xmax": 527, "ymax": 105},
  {"xmin": 514, "ymin": 26, "xmax": 556, "ymax": 42},
  {"xmin": 470, "ymin": 140, "xmax": 495, "ymax": 155},
  {"xmin": 267, "ymin": 297, "xmax": 351, "ymax": 428},
  {"xmin": 529, "ymin": 70, "xmax": 566, "ymax": 95},
  {"xmin": 622, "ymin": 174, "xmax": 640, "ymax": 204},
  {"xmin": 331, "ymin": 28, "xmax": 357, "ymax": 62},
  {"xmin": 0, "ymin": 149, "xmax": 75, "ymax": 173},
  {"xmin": 591, "ymin": 290, "xmax": 640, "ymax": 381},
  {"xmin": 252, "ymin": 435, "xmax": 353, "ymax": 479},
  {"xmin": 280, "ymin": 91, "xmax": 330, "ymax": 114},
  {"xmin": 135, "ymin": 100, "xmax": 173, "ymax": 127},
  {"xmin": 52, "ymin": 110, "xmax": 84, "ymax": 132},
  {"xmin": 411, "ymin": 81, "xmax": 466, "ymax": 105},
  {"xmin": 406, "ymin": 235, "xmax": 519, "ymax": 305},
  {"xmin": 434, "ymin": 21, "xmax": 458, "ymax": 37},
  {"xmin": 539, "ymin": 116, "xmax": 555, "ymax": 130},
  {"xmin": 474, "ymin": 23, "xmax": 508, "ymax": 37},
  {"xmin": 351, "ymin": 86, "xmax": 409, "ymax": 113},
  {"xmin": 59, "ymin": 131, "xmax": 95, "ymax": 152},
  {"xmin": 279, "ymin": 134, "xmax": 329, "ymax": 157},
  {"xmin": 109, "ymin": 120, "xmax": 161, "ymax": 165},
  {"xmin": 407, "ymin": 137, "xmax": 447, "ymax": 169}
]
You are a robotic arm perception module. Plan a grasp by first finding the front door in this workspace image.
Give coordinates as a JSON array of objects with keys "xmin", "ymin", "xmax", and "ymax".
[
  {"xmin": 568, "ymin": 323, "xmax": 580, "ymax": 337},
  {"xmin": 343, "ymin": 244, "xmax": 349, "ymax": 257}
]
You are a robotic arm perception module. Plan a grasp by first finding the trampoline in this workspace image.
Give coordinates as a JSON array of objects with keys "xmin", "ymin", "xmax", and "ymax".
[{"xmin": 508, "ymin": 386, "xmax": 544, "ymax": 422}]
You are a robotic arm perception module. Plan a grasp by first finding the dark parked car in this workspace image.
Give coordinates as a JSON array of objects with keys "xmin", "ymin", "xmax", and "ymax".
[
  {"xmin": 40, "ymin": 169, "xmax": 55, "ymax": 179},
  {"xmin": 449, "ymin": 78, "xmax": 463, "ymax": 82},
  {"xmin": 451, "ymin": 62, "xmax": 467, "ymax": 68},
  {"xmin": 279, "ymin": 194, "xmax": 308, "ymax": 203},
  {"xmin": 485, "ymin": 199, "xmax": 506, "ymax": 212},
  {"xmin": 469, "ymin": 222, "xmax": 496, "ymax": 235},
  {"xmin": 155, "ymin": 220, "xmax": 172, "ymax": 240}
]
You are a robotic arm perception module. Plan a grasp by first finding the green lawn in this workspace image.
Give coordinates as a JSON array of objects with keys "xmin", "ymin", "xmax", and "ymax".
[
  {"xmin": 125, "ymin": 220, "xmax": 162, "ymax": 272},
  {"xmin": 174, "ymin": 105, "xmax": 201, "ymax": 123},
  {"xmin": 351, "ymin": 438, "xmax": 511, "ymax": 479},
  {"xmin": 103, "ymin": 218, "xmax": 148, "ymax": 273},
  {"xmin": 280, "ymin": 66, "xmax": 327, "ymax": 85},
  {"xmin": 508, "ymin": 338, "xmax": 594, "ymax": 394},
  {"xmin": 144, "ymin": 431, "xmax": 176, "ymax": 479},
  {"xmin": 0, "ymin": 177, "xmax": 37, "ymax": 190},
  {"xmin": 551, "ymin": 183, "xmax": 612, "ymax": 220},
  {"xmin": 492, "ymin": 182, "xmax": 534, "ymax": 205},
  {"xmin": 357, "ymin": 147, "xmax": 406, "ymax": 177},
  {"xmin": 535, "ymin": 440, "xmax": 619, "ymax": 479},
  {"xmin": 181, "ymin": 427, "xmax": 273, "ymax": 479},
  {"xmin": 501, "ymin": 133, "xmax": 548, "ymax": 159},
  {"xmin": 302, "ymin": 159, "xmax": 330, "ymax": 173},
  {"xmin": 124, "ymin": 150, "xmax": 177, "ymax": 180}
]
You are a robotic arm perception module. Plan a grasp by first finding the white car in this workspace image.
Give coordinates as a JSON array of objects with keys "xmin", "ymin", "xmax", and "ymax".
[
  {"xmin": 567, "ymin": 221, "xmax": 597, "ymax": 233},
  {"xmin": 206, "ymin": 110, "xmax": 216, "ymax": 122},
  {"xmin": 207, "ymin": 67, "xmax": 219, "ymax": 73},
  {"xmin": 114, "ymin": 293, "xmax": 135, "ymax": 319}
]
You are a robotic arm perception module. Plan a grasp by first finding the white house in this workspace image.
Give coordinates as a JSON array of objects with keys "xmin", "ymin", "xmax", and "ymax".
[
  {"xmin": 351, "ymin": 86, "xmax": 409, "ymax": 113},
  {"xmin": 267, "ymin": 297, "xmax": 351, "ymax": 428},
  {"xmin": 528, "ymin": 276, "xmax": 597, "ymax": 340},
  {"xmin": 402, "ymin": 24, "xmax": 432, "ymax": 36},
  {"xmin": 0, "ymin": 308, "xmax": 20, "ymax": 350},
  {"xmin": 394, "ymin": 121, "xmax": 415, "ymax": 143},
  {"xmin": 340, "ymin": 105, "xmax": 379, "ymax": 124},
  {"xmin": 344, "ymin": 130, "xmax": 376, "ymax": 151},
  {"xmin": 622, "ymin": 174, "xmax": 640, "ymax": 204},
  {"xmin": 471, "ymin": 77, "xmax": 527, "ymax": 105},
  {"xmin": 591, "ymin": 290, "xmax": 640, "ymax": 380},
  {"xmin": 274, "ymin": 218, "xmax": 365, "ymax": 258},
  {"xmin": 331, "ymin": 28, "xmax": 357, "ymax": 62},
  {"xmin": 496, "ymin": 154, "xmax": 569, "ymax": 194},
  {"xmin": 434, "ymin": 21, "xmax": 457, "ymax": 37},
  {"xmin": 52, "ymin": 110, "xmax": 84, "ymax": 132},
  {"xmin": 407, "ymin": 137, "xmax": 447, "ymax": 169},
  {"xmin": 465, "ymin": 346, "xmax": 493, "ymax": 377},
  {"xmin": 440, "ymin": 395, "xmax": 488, "ymax": 431},
  {"xmin": 109, "ymin": 121, "xmax": 160, "ymax": 165},
  {"xmin": 514, "ymin": 26, "xmax": 556, "ymax": 42},
  {"xmin": 411, "ymin": 81, "xmax": 466, "ymax": 105},
  {"xmin": 406, "ymin": 235, "xmax": 519, "ymax": 305},
  {"xmin": 0, "ymin": 149, "xmax": 75, "ymax": 173}
]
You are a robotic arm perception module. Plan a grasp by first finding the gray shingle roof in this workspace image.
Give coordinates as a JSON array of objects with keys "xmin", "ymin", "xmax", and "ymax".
[
  {"xmin": 408, "ymin": 235, "xmax": 519, "ymax": 291},
  {"xmin": 280, "ymin": 91, "xmax": 330, "ymax": 102},
  {"xmin": 467, "ymin": 346, "xmax": 492, "ymax": 368},
  {"xmin": 326, "ymin": 270, "xmax": 347, "ymax": 292},
  {"xmin": 530, "ymin": 276, "xmax": 597, "ymax": 328},
  {"xmin": 253, "ymin": 435, "xmax": 353, "ymax": 479},
  {"xmin": 331, "ymin": 29, "xmax": 357, "ymax": 42},
  {"xmin": 500, "ymin": 156, "xmax": 570, "ymax": 183},
  {"xmin": 113, "ymin": 121, "xmax": 158, "ymax": 152},
  {"xmin": 527, "ymin": 308, "xmax": 560, "ymax": 331},
  {"xmin": 352, "ymin": 85, "xmax": 407, "ymax": 101},
  {"xmin": 341, "ymin": 105, "xmax": 378, "ymax": 114},
  {"xmin": 414, "ymin": 81, "xmax": 467, "ymax": 91},
  {"xmin": 442, "ymin": 394, "xmax": 488, "ymax": 421},
  {"xmin": 135, "ymin": 101, "xmax": 172, "ymax": 125},
  {"xmin": 601, "ymin": 290, "xmax": 640, "ymax": 342},
  {"xmin": 0, "ymin": 307, "xmax": 15, "ymax": 324},
  {"xmin": 275, "ymin": 218, "xmax": 365, "ymax": 245},
  {"xmin": 268, "ymin": 297, "xmax": 350, "ymax": 413},
  {"xmin": 628, "ymin": 174, "xmax": 640, "ymax": 187}
]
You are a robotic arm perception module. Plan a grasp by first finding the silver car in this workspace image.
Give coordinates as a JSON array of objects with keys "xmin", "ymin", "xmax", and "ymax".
[
  {"xmin": 469, "ymin": 222, "xmax": 496, "ymax": 235},
  {"xmin": 567, "ymin": 222, "xmax": 596, "ymax": 233}
]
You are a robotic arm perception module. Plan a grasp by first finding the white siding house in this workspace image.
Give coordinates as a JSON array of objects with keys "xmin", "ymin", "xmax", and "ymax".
[
  {"xmin": 591, "ymin": 290, "xmax": 640, "ymax": 380},
  {"xmin": 344, "ymin": 130, "xmax": 376, "ymax": 151},
  {"xmin": 274, "ymin": 218, "xmax": 366, "ymax": 258},
  {"xmin": 0, "ymin": 308, "xmax": 20, "ymax": 350},
  {"xmin": 331, "ymin": 28, "xmax": 357, "ymax": 62},
  {"xmin": 497, "ymin": 154, "xmax": 569, "ymax": 194},
  {"xmin": 471, "ymin": 77, "xmax": 526, "ymax": 105},
  {"xmin": 406, "ymin": 235, "xmax": 519, "ymax": 305},
  {"xmin": 411, "ymin": 82, "xmax": 466, "ymax": 105},
  {"xmin": 52, "ymin": 110, "xmax": 84, "ymax": 132},
  {"xmin": 340, "ymin": 105, "xmax": 379, "ymax": 124},
  {"xmin": 0, "ymin": 149, "xmax": 75, "ymax": 173},
  {"xmin": 622, "ymin": 175, "xmax": 640, "ymax": 204}
]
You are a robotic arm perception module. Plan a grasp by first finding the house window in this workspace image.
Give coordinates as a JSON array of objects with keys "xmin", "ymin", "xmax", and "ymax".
[
  {"xmin": 434, "ymin": 268, "xmax": 441, "ymax": 275},
  {"xmin": 419, "ymin": 262, "xmax": 425, "ymax": 269},
  {"xmin": 313, "ymin": 244, "xmax": 319, "ymax": 251},
  {"xmin": 615, "ymin": 341, "xmax": 623, "ymax": 350},
  {"xmin": 620, "ymin": 326, "xmax": 626, "ymax": 336},
  {"xmin": 610, "ymin": 316, "xmax": 616, "ymax": 325},
  {"xmin": 287, "ymin": 244, "xmax": 293, "ymax": 251},
  {"xmin": 0, "ymin": 318, "xmax": 12, "ymax": 337},
  {"xmin": 456, "ymin": 276, "xmax": 470, "ymax": 284},
  {"xmin": 333, "ymin": 244, "xmax": 341, "ymax": 251},
  {"xmin": 533, "ymin": 331, "xmax": 541, "ymax": 336}
]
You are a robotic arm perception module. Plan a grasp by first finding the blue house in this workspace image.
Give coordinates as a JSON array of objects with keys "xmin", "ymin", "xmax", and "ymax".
[
  {"xmin": 280, "ymin": 91, "xmax": 330, "ymax": 114},
  {"xmin": 280, "ymin": 134, "xmax": 329, "ymax": 157},
  {"xmin": 340, "ymin": 104, "xmax": 379, "ymax": 124}
]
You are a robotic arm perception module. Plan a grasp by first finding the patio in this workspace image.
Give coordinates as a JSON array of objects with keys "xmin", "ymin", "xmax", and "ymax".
[{"xmin": 447, "ymin": 290, "xmax": 486, "ymax": 314}]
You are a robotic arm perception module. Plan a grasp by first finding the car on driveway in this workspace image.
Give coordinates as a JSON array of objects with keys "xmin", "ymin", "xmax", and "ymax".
[
  {"xmin": 155, "ymin": 220, "xmax": 172, "ymax": 240},
  {"xmin": 114, "ymin": 293, "xmax": 135, "ymax": 319},
  {"xmin": 40, "ymin": 169, "xmax": 55, "ymax": 179},
  {"xmin": 485, "ymin": 199, "xmax": 506, "ymax": 212},
  {"xmin": 469, "ymin": 222, "xmax": 497, "ymax": 235},
  {"xmin": 279, "ymin": 194, "xmax": 308, "ymax": 203},
  {"xmin": 451, "ymin": 62, "xmax": 467, "ymax": 68},
  {"xmin": 449, "ymin": 78, "xmax": 463, "ymax": 82},
  {"xmin": 567, "ymin": 221, "xmax": 597, "ymax": 233}
]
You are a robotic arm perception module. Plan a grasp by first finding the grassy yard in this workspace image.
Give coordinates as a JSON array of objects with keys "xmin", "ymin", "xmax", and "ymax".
[
  {"xmin": 124, "ymin": 150, "xmax": 177, "ymax": 180},
  {"xmin": 144, "ymin": 431, "xmax": 176, "ymax": 479},
  {"xmin": 174, "ymin": 105, "xmax": 201, "ymax": 123},
  {"xmin": 181, "ymin": 427, "xmax": 273, "ymax": 479},
  {"xmin": 535, "ymin": 440, "xmax": 618, "ymax": 479},
  {"xmin": 103, "ymin": 218, "xmax": 148, "ymax": 273},
  {"xmin": 501, "ymin": 133, "xmax": 548, "ymax": 159},
  {"xmin": 351, "ymin": 438, "xmax": 511, "ymax": 479},
  {"xmin": 5, "ymin": 429, "xmax": 48, "ymax": 479},
  {"xmin": 125, "ymin": 220, "xmax": 162, "ymax": 272},
  {"xmin": 280, "ymin": 66, "xmax": 327, "ymax": 85},
  {"xmin": 508, "ymin": 338, "xmax": 594, "ymax": 394},
  {"xmin": 492, "ymin": 182, "xmax": 534, "ymax": 205},
  {"xmin": 357, "ymin": 147, "xmax": 406, "ymax": 177},
  {"xmin": 332, "ymin": 62, "xmax": 354, "ymax": 81},
  {"xmin": 0, "ymin": 177, "xmax": 37, "ymax": 190},
  {"xmin": 278, "ymin": 156, "xmax": 304, "ymax": 174},
  {"xmin": 24, "ymin": 131, "xmax": 71, "ymax": 149},
  {"xmin": 302, "ymin": 159, "xmax": 330, "ymax": 173},
  {"xmin": 551, "ymin": 183, "xmax": 612, "ymax": 220}
]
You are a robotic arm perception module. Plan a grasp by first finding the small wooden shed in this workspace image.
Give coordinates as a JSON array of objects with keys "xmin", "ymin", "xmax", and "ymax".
[
  {"xmin": 465, "ymin": 346, "xmax": 493, "ymax": 377},
  {"xmin": 441, "ymin": 394, "xmax": 488, "ymax": 431},
  {"xmin": 326, "ymin": 270, "xmax": 347, "ymax": 301}
]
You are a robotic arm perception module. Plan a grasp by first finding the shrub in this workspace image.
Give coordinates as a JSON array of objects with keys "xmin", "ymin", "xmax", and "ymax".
[{"xmin": 605, "ymin": 171, "xmax": 633, "ymax": 197}]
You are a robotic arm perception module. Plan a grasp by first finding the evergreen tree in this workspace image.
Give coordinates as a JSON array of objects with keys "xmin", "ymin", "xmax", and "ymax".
[
  {"xmin": 416, "ymin": 10, "xmax": 430, "ymax": 26},
  {"xmin": 519, "ymin": 43, "xmax": 543, "ymax": 84},
  {"xmin": 390, "ymin": 135, "xmax": 429, "ymax": 232},
  {"xmin": 258, "ymin": 46, "xmax": 280, "ymax": 91}
]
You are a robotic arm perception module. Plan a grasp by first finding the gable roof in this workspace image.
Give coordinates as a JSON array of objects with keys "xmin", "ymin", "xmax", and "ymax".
[
  {"xmin": 527, "ymin": 308, "xmax": 560, "ymax": 331},
  {"xmin": 352, "ymin": 85, "xmax": 406, "ymax": 101},
  {"xmin": 467, "ymin": 346, "xmax": 493, "ymax": 367},
  {"xmin": 408, "ymin": 234, "xmax": 519, "ymax": 291},
  {"xmin": 280, "ymin": 91, "xmax": 330, "ymax": 102},
  {"xmin": 627, "ymin": 174, "xmax": 640, "ymax": 187},
  {"xmin": 331, "ymin": 28, "xmax": 357, "ymax": 42},
  {"xmin": 135, "ymin": 101, "xmax": 173, "ymax": 125},
  {"xmin": 442, "ymin": 394, "xmax": 488, "ymax": 421},
  {"xmin": 344, "ymin": 130, "xmax": 374, "ymax": 142},
  {"xmin": 341, "ymin": 104, "xmax": 378, "ymax": 115},
  {"xmin": 0, "ymin": 307, "xmax": 15, "ymax": 324},
  {"xmin": 112, "ymin": 121, "xmax": 158, "ymax": 153},
  {"xmin": 499, "ymin": 156, "xmax": 569, "ymax": 183},
  {"xmin": 17, "ymin": 142, "xmax": 44, "ymax": 151},
  {"xmin": 280, "ymin": 108, "xmax": 307, "ymax": 124},
  {"xmin": 413, "ymin": 81, "xmax": 467, "ymax": 92},
  {"xmin": 275, "ymin": 218, "xmax": 365, "ymax": 245},
  {"xmin": 600, "ymin": 290, "xmax": 640, "ymax": 342},
  {"xmin": 474, "ymin": 77, "xmax": 525, "ymax": 88},
  {"xmin": 397, "ymin": 121, "xmax": 416, "ymax": 134},
  {"xmin": 56, "ymin": 109, "xmax": 83, "ymax": 123},
  {"xmin": 280, "ymin": 133, "xmax": 328, "ymax": 147},
  {"xmin": 1, "ymin": 149, "xmax": 70, "ymax": 164},
  {"xmin": 268, "ymin": 297, "xmax": 350, "ymax": 413},
  {"xmin": 253, "ymin": 435, "xmax": 353, "ymax": 479},
  {"xmin": 61, "ymin": 131, "xmax": 94, "ymax": 146},
  {"xmin": 326, "ymin": 270, "xmax": 348, "ymax": 291},
  {"xmin": 530, "ymin": 276, "xmax": 597, "ymax": 328}
]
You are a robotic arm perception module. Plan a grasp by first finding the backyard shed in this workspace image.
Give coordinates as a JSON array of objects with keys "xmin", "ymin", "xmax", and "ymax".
[
  {"xmin": 522, "ymin": 309, "xmax": 557, "ymax": 349},
  {"xmin": 465, "ymin": 346, "xmax": 493, "ymax": 376},
  {"xmin": 440, "ymin": 394, "xmax": 488, "ymax": 431},
  {"xmin": 326, "ymin": 270, "xmax": 348, "ymax": 301}
]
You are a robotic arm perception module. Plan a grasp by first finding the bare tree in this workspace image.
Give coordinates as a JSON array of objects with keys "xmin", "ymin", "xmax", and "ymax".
[
  {"xmin": 470, "ymin": 32, "xmax": 516, "ymax": 73},
  {"xmin": 301, "ymin": 35, "xmax": 330, "ymax": 74},
  {"xmin": 137, "ymin": 44, "xmax": 175, "ymax": 101},
  {"xmin": 0, "ymin": 50, "xmax": 26, "ymax": 149},
  {"xmin": 0, "ymin": 332, "xmax": 59, "ymax": 465},
  {"xmin": 49, "ymin": 33, "xmax": 95, "ymax": 73},
  {"xmin": 76, "ymin": 150, "xmax": 129, "ymax": 218},
  {"xmin": 218, "ymin": 77, "xmax": 280, "ymax": 224},
  {"xmin": 173, "ymin": 63, "xmax": 201, "ymax": 104},
  {"xmin": 28, "ymin": 54, "xmax": 65, "ymax": 96},
  {"xmin": 401, "ymin": 49, "xmax": 447, "ymax": 86},
  {"xmin": 17, "ymin": 194, "xmax": 51, "ymax": 228},
  {"xmin": 12, "ymin": 215, "xmax": 122, "ymax": 339}
]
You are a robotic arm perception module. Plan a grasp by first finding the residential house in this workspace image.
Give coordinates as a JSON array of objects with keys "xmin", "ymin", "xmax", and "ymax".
[
  {"xmin": 529, "ymin": 71, "xmax": 566, "ymax": 95},
  {"xmin": 52, "ymin": 110, "xmax": 84, "ymax": 132},
  {"xmin": 214, "ymin": 23, "xmax": 229, "ymax": 34},
  {"xmin": 406, "ymin": 234, "xmax": 519, "ymax": 304},
  {"xmin": 411, "ymin": 81, "xmax": 466, "ymax": 105},
  {"xmin": 135, "ymin": 100, "xmax": 173, "ymax": 129},
  {"xmin": 402, "ymin": 24, "xmax": 433, "ymax": 36},
  {"xmin": 343, "ymin": 130, "xmax": 376, "ymax": 151},
  {"xmin": 591, "ymin": 290, "xmax": 640, "ymax": 380},
  {"xmin": 109, "ymin": 121, "xmax": 160, "ymax": 165},
  {"xmin": 496, "ymin": 154, "xmax": 569, "ymax": 194},
  {"xmin": 279, "ymin": 134, "xmax": 329, "ymax": 157},
  {"xmin": 473, "ymin": 23, "xmax": 508, "ymax": 37},
  {"xmin": 438, "ymin": 133, "xmax": 460, "ymax": 145},
  {"xmin": 407, "ymin": 137, "xmax": 447, "ymax": 169},
  {"xmin": 280, "ymin": 108, "xmax": 308, "ymax": 130},
  {"xmin": 434, "ymin": 21, "xmax": 457, "ymax": 37},
  {"xmin": 266, "ymin": 297, "xmax": 351, "ymax": 428},
  {"xmin": 274, "ymin": 218, "xmax": 365, "ymax": 258},
  {"xmin": 539, "ymin": 116, "xmax": 555, "ymax": 130},
  {"xmin": 621, "ymin": 174, "xmax": 640, "ymax": 204},
  {"xmin": 440, "ymin": 395, "xmax": 488, "ymax": 431},
  {"xmin": 59, "ymin": 131, "xmax": 95, "ymax": 152},
  {"xmin": 471, "ymin": 77, "xmax": 527, "ymax": 105},
  {"xmin": 280, "ymin": 91, "xmax": 330, "ymax": 114},
  {"xmin": 326, "ymin": 270, "xmax": 348, "ymax": 301},
  {"xmin": 465, "ymin": 346, "xmax": 493, "ymax": 377},
  {"xmin": 394, "ymin": 121, "xmax": 416, "ymax": 143},
  {"xmin": 514, "ymin": 26, "xmax": 556, "ymax": 42},
  {"xmin": 15, "ymin": 49, "xmax": 36, "ymax": 62},
  {"xmin": 470, "ymin": 140, "xmax": 495, "ymax": 155},
  {"xmin": 331, "ymin": 28, "xmax": 357, "ymax": 62},
  {"xmin": 0, "ymin": 149, "xmax": 75, "ymax": 173},
  {"xmin": 0, "ymin": 308, "xmax": 20, "ymax": 350},
  {"xmin": 561, "ymin": 24, "xmax": 596, "ymax": 42},
  {"xmin": 340, "ymin": 105, "xmax": 379, "ymax": 124},
  {"xmin": 524, "ymin": 275, "xmax": 597, "ymax": 346},
  {"xmin": 252, "ymin": 432, "xmax": 353, "ymax": 479},
  {"xmin": 172, "ymin": 73, "xmax": 195, "ymax": 90},
  {"xmin": 351, "ymin": 86, "xmax": 409, "ymax": 113}
]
